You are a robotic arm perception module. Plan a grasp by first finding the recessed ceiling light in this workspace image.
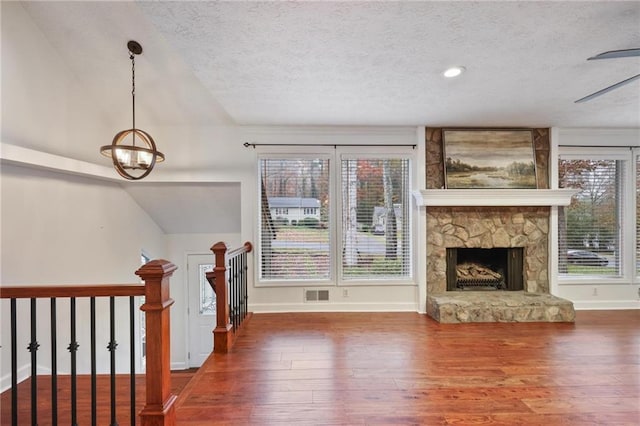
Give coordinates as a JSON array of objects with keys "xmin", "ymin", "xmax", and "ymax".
[{"xmin": 443, "ymin": 66, "xmax": 466, "ymax": 78}]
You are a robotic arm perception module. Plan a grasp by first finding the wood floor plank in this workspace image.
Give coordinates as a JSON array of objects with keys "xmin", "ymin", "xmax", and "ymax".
[{"xmin": 177, "ymin": 310, "xmax": 640, "ymax": 425}]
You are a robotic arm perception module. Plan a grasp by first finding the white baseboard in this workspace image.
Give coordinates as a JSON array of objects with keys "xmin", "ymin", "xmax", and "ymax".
[
  {"xmin": 250, "ymin": 302, "xmax": 418, "ymax": 313},
  {"xmin": 171, "ymin": 361, "xmax": 188, "ymax": 371},
  {"xmin": 573, "ymin": 300, "xmax": 640, "ymax": 310},
  {"xmin": 0, "ymin": 364, "xmax": 30, "ymax": 393}
]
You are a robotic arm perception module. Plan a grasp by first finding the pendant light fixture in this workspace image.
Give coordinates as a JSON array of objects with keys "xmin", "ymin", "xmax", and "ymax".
[{"xmin": 100, "ymin": 40, "xmax": 164, "ymax": 180}]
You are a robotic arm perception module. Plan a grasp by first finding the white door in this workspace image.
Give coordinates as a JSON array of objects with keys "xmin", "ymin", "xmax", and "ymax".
[{"xmin": 187, "ymin": 254, "xmax": 216, "ymax": 367}]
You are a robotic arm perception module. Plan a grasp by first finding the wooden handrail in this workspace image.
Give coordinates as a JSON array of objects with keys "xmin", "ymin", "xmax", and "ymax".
[
  {"xmin": 226, "ymin": 241, "xmax": 253, "ymax": 259},
  {"xmin": 0, "ymin": 284, "xmax": 145, "ymax": 299}
]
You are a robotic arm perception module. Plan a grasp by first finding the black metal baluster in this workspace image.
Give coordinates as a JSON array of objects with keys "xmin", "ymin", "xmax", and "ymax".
[
  {"xmin": 129, "ymin": 296, "xmax": 136, "ymax": 426},
  {"xmin": 51, "ymin": 298, "xmax": 58, "ymax": 426},
  {"xmin": 238, "ymin": 254, "xmax": 243, "ymax": 323},
  {"xmin": 230, "ymin": 257, "xmax": 236, "ymax": 330},
  {"xmin": 68, "ymin": 297, "xmax": 79, "ymax": 426},
  {"xmin": 234, "ymin": 256, "xmax": 239, "ymax": 329},
  {"xmin": 28, "ymin": 298, "xmax": 39, "ymax": 426},
  {"xmin": 228, "ymin": 257, "xmax": 233, "ymax": 331},
  {"xmin": 11, "ymin": 298, "xmax": 18, "ymax": 426},
  {"xmin": 90, "ymin": 297, "xmax": 97, "ymax": 426},
  {"xmin": 238, "ymin": 254, "xmax": 242, "ymax": 323},
  {"xmin": 240, "ymin": 253, "xmax": 247, "ymax": 321},
  {"xmin": 236, "ymin": 256, "xmax": 240, "ymax": 327},
  {"xmin": 242, "ymin": 252, "xmax": 248, "ymax": 322},
  {"xmin": 239, "ymin": 254, "xmax": 244, "ymax": 323},
  {"xmin": 108, "ymin": 296, "xmax": 118, "ymax": 426},
  {"xmin": 236, "ymin": 255, "xmax": 241, "ymax": 325}
]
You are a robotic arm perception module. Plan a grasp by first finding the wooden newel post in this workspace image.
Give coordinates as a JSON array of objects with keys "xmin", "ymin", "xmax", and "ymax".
[
  {"xmin": 211, "ymin": 242, "xmax": 232, "ymax": 353},
  {"xmin": 137, "ymin": 259, "xmax": 178, "ymax": 426}
]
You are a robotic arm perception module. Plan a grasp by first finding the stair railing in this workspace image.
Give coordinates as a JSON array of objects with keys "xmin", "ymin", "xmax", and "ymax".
[
  {"xmin": 206, "ymin": 242, "xmax": 253, "ymax": 353},
  {"xmin": 0, "ymin": 259, "xmax": 177, "ymax": 426}
]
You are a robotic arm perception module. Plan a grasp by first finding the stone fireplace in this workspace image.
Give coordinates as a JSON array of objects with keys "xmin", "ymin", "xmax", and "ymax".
[
  {"xmin": 428, "ymin": 206, "xmax": 549, "ymax": 294},
  {"xmin": 417, "ymin": 128, "xmax": 576, "ymax": 323}
]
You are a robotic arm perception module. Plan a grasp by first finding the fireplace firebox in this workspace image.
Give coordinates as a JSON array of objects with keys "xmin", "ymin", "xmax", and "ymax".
[{"xmin": 446, "ymin": 247, "xmax": 524, "ymax": 291}]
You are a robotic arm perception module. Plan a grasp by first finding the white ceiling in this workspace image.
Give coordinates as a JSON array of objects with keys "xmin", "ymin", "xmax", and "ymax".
[{"xmin": 17, "ymin": 0, "xmax": 640, "ymax": 129}]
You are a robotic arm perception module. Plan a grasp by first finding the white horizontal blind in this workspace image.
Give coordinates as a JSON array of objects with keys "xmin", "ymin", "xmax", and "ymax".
[
  {"xmin": 341, "ymin": 158, "xmax": 411, "ymax": 280},
  {"xmin": 558, "ymin": 158, "xmax": 623, "ymax": 277},
  {"xmin": 636, "ymin": 153, "xmax": 640, "ymax": 277},
  {"xmin": 259, "ymin": 158, "xmax": 331, "ymax": 281}
]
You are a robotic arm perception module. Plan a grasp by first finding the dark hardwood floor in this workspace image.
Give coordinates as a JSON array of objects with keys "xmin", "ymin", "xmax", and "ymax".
[
  {"xmin": 0, "ymin": 369, "xmax": 197, "ymax": 425},
  {"xmin": 175, "ymin": 310, "xmax": 640, "ymax": 425},
  {"xmin": 2, "ymin": 311, "xmax": 639, "ymax": 425}
]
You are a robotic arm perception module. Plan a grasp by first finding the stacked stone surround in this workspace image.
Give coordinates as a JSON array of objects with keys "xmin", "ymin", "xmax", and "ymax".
[
  {"xmin": 427, "ymin": 206, "xmax": 550, "ymax": 294},
  {"xmin": 424, "ymin": 127, "xmax": 575, "ymax": 323}
]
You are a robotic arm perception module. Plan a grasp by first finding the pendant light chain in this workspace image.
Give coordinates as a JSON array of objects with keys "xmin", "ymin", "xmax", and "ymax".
[{"xmin": 130, "ymin": 51, "xmax": 136, "ymax": 146}]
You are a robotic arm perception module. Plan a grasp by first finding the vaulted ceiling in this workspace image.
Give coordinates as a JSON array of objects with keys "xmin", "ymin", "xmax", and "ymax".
[{"xmin": 15, "ymin": 1, "xmax": 640, "ymax": 130}]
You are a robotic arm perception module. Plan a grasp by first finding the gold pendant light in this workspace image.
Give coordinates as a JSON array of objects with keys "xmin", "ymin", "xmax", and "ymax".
[{"xmin": 100, "ymin": 40, "xmax": 164, "ymax": 180}]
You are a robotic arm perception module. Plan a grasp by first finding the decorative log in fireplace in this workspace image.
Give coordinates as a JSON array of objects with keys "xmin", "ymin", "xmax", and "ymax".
[{"xmin": 446, "ymin": 247, "xmax": 524, "ymax": 291}]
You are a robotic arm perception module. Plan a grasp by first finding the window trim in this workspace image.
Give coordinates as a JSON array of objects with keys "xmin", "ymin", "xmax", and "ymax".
[
  {"xmin": 336, "ymin": 152, "xmax": 415, "ymax": 286},
  {"xmin": 256, "ymin": 151, "xmax": 335, "ymax": 287},
  {"xmin": 557, "ymin": 147, "xmax": 634, "ymax": 285},
  {"xmin": 255, "ymin": 147, "xmax": 417, "ymax": 288}
]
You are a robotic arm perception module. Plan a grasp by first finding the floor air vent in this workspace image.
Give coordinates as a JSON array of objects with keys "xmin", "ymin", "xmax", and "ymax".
[{"xmin": 305, "ymin": 289, "xmax": 330, "ymax": 302}]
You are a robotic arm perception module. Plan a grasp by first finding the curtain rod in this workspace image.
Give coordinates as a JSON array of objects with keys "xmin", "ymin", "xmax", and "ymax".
[
  {"xmin": 558, "ymin": 145, "xmax": 636, "ymax": 149},
  {"xmin": 244, "ymin": 142, "xmax": 416, "ymax": 149}
]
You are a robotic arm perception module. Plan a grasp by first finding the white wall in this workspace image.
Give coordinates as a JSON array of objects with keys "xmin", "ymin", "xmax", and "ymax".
[
  {"xmin": 0, "ymin": 164, "xmax": 167, "ymax": 390},
  {"xmin": 1, "ymin": 2, "xmax": 113, "ymax": 163},
  {"xmin": 551, "ymin": 128, "xmax": 640, "ymax": 310}
]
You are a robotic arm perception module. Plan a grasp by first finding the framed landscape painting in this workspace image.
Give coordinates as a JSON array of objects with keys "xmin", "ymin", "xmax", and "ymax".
[{"xmin": 443, "ymin": 129, "xmax": 537, "ymax": 189}]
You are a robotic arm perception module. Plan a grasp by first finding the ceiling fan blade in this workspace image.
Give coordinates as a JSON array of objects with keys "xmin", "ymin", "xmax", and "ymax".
[
  {"xmin": 575, "ymin": 73, "xmax": 640, "ymax": 103},
  {"xmin": 588, "ymin": 48, "xmax": 640, "ymax": 60}
]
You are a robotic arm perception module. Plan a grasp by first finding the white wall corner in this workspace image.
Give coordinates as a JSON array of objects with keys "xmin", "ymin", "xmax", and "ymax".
[
  {"xmin": 415, "ymin": 126, "xmax": 427, "ymax": 314},
  {"xmin": 0, "ymin": 364, "xmax": 30, "ymax": 394}
]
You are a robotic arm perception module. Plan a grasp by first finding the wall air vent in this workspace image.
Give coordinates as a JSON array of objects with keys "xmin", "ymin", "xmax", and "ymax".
[{"xmin": 304, "ymin": 289, "xmax": 330, "ymax": 302}]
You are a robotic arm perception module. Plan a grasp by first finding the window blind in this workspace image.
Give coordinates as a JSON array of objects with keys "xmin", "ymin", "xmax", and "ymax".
[
  {"xmin": 636, "ymin": 154, "xmax": 640, "ymax": 277},
  {"xmin": 341, "ymin": 158, "xmax": 411, "ymax": 280},
  {"xmin": 558, "ymin": 158, "xmax": 623, "ymax": 276},
  {"xmin": 259, "ymin": 158, "xmax": 331, "ymax": 281}
]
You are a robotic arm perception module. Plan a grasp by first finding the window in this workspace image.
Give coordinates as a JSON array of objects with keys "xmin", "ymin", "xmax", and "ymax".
[
  {"xmin": 558, "ymin": 150, "xmax": 628, "ymax": 279},
  {"xmin": 259, "ymin": 157, "xmax": 331, "ymax": 282},
  {"xmin": 341, "ymin": 158, "xmax": 411, "ymax": 280},
  {"xmin": 258, "ymin": 151, "xmax": 414, "ymax": 285}
]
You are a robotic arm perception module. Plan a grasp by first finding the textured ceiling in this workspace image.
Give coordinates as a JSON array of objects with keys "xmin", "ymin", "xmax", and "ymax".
[{"xmin": 17, "ymin": 1, "xmax": 640, "ymax": 129}]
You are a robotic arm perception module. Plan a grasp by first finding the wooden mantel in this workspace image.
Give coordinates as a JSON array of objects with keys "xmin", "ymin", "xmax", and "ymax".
[{"xmin": 412, "ymin": 188, "xmax": 579, "ymax": 207}]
